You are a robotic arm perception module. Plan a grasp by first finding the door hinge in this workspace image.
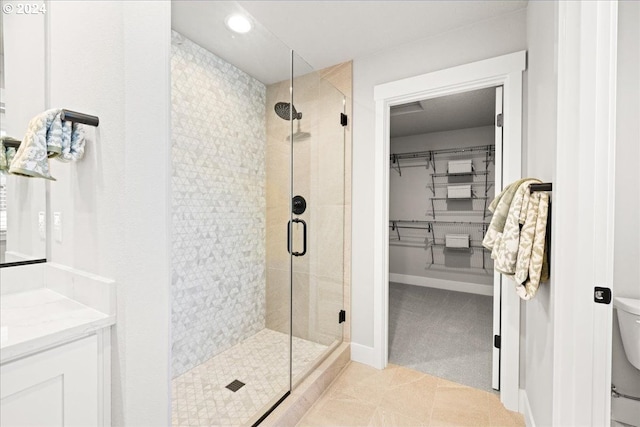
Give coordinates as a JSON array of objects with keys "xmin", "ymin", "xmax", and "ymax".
[
  {"xmin": 494, "ymin": 335, "xmax": 501, "ymax": 349},
  {"xmin": 338, "ymin": 310, "xmax": 346, "ymax": 324},
  {"xmin": 594, "ymin": 287, "xmax": 612, "ymax": 304},
  {"xmin": 340, "ymin": 113, "xmax": 348, "ymax": 127},
  {"xmin": 496, "ymin": 113, "xmax": 503, "ymax": 128}
]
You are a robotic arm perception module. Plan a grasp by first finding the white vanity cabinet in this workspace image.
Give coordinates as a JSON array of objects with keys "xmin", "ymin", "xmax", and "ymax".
[
  {"xmin": 1, "ymin": 334, "xmax": 107, "ymax": 426},
  {"xmin": 0, "ymin": 287, "xmax": 114, "ymax": 427}
]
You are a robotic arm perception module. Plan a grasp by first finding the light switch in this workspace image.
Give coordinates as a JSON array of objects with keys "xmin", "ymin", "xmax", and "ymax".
[
  {"xmin": 53, "ymin": 212, "xmax": 62, "ymax": 243},
  {"xmin": 38, "ymin": 211, "xmax": 46, "ymax": 240}
]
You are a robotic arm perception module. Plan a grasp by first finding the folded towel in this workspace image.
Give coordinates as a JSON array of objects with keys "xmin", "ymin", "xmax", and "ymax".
[
  {"xmin": 519, "ymin": 188, "xmax": 532, "ymax": 225},
  {"xmin": 515, "ymin": 192, "xmax": 541, "ymax": 283},
  {"xmin": 8, "ymin": 109, "xmax": 86, "ymax": 180},
  {"xmin": 483, "ymin": 178, "xmax": 534, "ymax": 250},
  {"xmin": 58, "ymin": 120, "xmax": 85, "ymax": 163},
  {"xmin": 493, "ymin": 179, "xmax": 540, "ymax": 275},
  {"xmin": 485, "ymin": 178, "xmax": 551, "ymax": 300},
  {"xmin": 0, "ymin": 137, "xmax": 18, "ymax": 171},
  {"xmin": 516, "ymin": 193, "xmax": 550, "ymax": 300}
]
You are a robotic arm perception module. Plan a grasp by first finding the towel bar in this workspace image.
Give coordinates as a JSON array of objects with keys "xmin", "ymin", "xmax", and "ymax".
[
  {"xmin": 60, "ymin": 109, "xmax": 100, "ymax": 127},
  {"xmin": 530, "ymin": 182, "xmax": 552, "ymax": 193},
  {"xmin": 1, "ymin": 137, "xmax": 21, "ymax": 149},
  {"xmin": 1, "ymin": 110, "xmax": 99, "ymax": 149}
]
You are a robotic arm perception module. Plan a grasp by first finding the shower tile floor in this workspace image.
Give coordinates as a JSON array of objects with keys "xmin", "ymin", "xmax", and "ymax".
[{"xmin": 172, "ymin": 328, "xmax": 328, "ymax": 427}]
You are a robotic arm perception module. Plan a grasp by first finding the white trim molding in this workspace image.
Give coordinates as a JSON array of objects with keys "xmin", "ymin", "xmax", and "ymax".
[
  {"xmin": 389, "ymin": 273, "xmax": 493, "ymax": 296},
  {"xmin": 350, "ymin": 342, "xmax": 378, "ymax": 368},
  {"xmin": 552, "ymin": 2, "xmax": 618, "ymax": 426},
  {"xmin": 373, "ymin": 51, "xmax": 526, "ymax": 412},
  {"xmin": 520, "ymin": 389, "xmax": 536, "ymax": 427}
]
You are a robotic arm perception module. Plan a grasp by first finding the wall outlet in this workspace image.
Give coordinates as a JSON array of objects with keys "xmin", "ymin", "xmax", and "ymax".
[
  {"xmin": 53, "ymin": 212, "xmax": 62, "ymax": 243},
  {"xmin": 38, "ymin": 211, "xmax": 46, "ymax": 240}
]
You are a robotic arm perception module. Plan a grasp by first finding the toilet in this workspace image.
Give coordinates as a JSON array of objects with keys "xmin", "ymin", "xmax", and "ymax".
[
  {"xmin": 616, "ymin": 297, "xmax": 640, "ymax": 370},
  {"xmin": 612, "ymin": 297, "xmax": 640, "ymax": 427}
]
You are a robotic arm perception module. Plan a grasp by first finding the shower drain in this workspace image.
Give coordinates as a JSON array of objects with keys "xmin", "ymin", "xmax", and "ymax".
[{"xmin": 225, "ymin": 379, "xmax": 245, "ymax": 392}]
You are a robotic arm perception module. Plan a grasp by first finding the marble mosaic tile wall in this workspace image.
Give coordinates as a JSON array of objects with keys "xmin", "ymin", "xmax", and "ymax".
[{"xmin": 171, "ymin": 31, "xmax": 267, "ymax": 377}]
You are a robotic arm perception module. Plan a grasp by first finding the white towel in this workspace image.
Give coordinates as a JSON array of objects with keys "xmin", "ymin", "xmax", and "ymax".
[{"xmin": 9, "ymin": 109, "xmax": 85, "ymax": 180}]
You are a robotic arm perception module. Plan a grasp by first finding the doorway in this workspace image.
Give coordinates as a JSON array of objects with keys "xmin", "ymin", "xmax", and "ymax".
[
  {"xmin": 372, "ymin": 51, "xmax": 526, "ymax": 411},
  {"xmin": 387, "ymin": 87, "xmax": 502, "ymax": 392}
]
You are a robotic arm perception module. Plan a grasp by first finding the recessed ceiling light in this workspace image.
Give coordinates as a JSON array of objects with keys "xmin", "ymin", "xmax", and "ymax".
[{"xmin": 225, "ymin": 14, "xmax": 252, "ymax": 34}]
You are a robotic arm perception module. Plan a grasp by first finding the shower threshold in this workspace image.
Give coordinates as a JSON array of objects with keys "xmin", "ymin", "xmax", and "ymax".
[{"xmin": 171, "ymin": 329, "xmax": 328, "ymax": 427}]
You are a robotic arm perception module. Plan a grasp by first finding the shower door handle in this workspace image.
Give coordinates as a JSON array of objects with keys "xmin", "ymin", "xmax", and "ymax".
[{"xmin": 287, "ymin": 218, "xmax": 307, "ymax": 257}]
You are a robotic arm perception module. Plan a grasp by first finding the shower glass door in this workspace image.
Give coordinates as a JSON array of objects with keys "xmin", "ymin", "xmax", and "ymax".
[{"xmin": 289, "ymin": 52, "xmax": 345, "ymax": 385}]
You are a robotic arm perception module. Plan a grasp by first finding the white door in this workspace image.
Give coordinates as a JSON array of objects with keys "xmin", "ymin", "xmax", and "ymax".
[{"xmin": 492, "ymin": 86, "xmax": 504, "ymax": 391}]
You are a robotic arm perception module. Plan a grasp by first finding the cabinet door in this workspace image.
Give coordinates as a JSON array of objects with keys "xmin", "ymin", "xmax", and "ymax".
[{"xmin": 1, "ymin": 335, "xmax": 98, "ymax": 427}]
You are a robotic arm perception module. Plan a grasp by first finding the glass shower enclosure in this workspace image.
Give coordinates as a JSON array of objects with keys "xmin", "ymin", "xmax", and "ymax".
[{"xmin": 170, "ymin": 2, "xmax": 346, "ymax": 425}]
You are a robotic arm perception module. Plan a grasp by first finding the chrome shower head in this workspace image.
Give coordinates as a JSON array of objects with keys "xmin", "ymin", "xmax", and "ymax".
[{"xmin": 274, "ymin": 102, "xmax": 302, "ymax": 120}]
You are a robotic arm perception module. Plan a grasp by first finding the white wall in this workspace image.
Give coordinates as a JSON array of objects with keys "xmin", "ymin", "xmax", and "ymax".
[
  {"xmin": 522, "ymin": 1, "xmax": 558, "ymax": 426},
  {"xmin": 351, "ymin": 9, "xmax": 527, "ymax": 349},
  {"xmin": 47, "ymin": 2, "xmax": 171, "ymax": 426},
  {"xmin": 389, "ymin": 126, "xmax": 495, "ymax": 286},
  {"xmin": 612, "ymin": 0, "xmax": 640, "ymax": 401}
]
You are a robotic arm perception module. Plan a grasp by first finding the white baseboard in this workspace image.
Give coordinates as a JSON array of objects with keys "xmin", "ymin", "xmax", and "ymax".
[
  {"xmin": 519, "ymin": 389, "xmax": 535, "ymax": 427},
  {"xmin": 350, "ymin": 342, "xmax": 378, "ymax": 368},
  {"xmin": 389, "ymin": 273, "xmax": 494, "ymax": 296}
]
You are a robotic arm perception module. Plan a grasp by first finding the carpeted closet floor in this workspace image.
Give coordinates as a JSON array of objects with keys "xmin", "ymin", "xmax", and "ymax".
[{"xmin": 388, "ymin": 282, "xmax": 495, "ymax": 392}]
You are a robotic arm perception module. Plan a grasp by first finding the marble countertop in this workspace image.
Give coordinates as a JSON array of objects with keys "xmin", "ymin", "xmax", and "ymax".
[{"xmin": 0, "ymin": 288, "xmax": 115, "ymax": 364}]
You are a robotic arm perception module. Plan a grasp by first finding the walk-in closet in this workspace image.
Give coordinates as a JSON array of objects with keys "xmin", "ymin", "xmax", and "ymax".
[{"xmin": 388, "ymin": 87, "xmax": 500, "ymax": 392}]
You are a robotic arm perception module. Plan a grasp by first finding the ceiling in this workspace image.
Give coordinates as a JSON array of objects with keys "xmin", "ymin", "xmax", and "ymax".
[
  {"xmin": 390, "ymin": 87, "xmax": 496, "ymax": 138},
  {"xmin": 172, "ymin": 1, "xmax": 293, "ymax": 85},
  {"xmin": 171, "ymin": 1, "xmax": 527, "ymax": 84}
]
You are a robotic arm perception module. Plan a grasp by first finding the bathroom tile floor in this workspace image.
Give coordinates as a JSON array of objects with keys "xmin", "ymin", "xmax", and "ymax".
[
  {"xmin": 297, "ymin": 361, "xmax": 524, "ymax": 426},
  {"xmin": 172, "ymin": 328, "xmax": 327, "ymax": 427}
]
